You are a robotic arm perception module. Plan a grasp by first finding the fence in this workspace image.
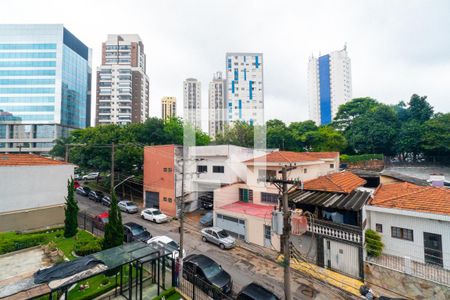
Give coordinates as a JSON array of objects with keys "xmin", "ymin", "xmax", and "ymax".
[
  {"xmin": 77, "ymin": 211, "xmax": 104, "ymax": 237},
  {"xmin": 366, "ymin": 254, "xmax": 450, "ymax": 287},
  {"xmin": 178, "ymin": 269, "xmax": 234, "ymax": 300}
]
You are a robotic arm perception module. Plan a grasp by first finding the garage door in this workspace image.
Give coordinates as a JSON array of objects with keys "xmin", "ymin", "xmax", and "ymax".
[
  {"xmin": 215, "ymin": 213, "xmax": 246, "ymax": 240},
  {"xmin": 145, "ymin": 191, "xmax": 159, "ymax": 208},
  {"xmin": 324, "ymin": 239, "xmax": 360, "ymax": 278}
]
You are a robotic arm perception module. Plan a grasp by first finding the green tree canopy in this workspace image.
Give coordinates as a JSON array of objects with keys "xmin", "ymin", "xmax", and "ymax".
[{"xmin": 333, "ymin": 97, "xmax": 379, "ymax": 131}]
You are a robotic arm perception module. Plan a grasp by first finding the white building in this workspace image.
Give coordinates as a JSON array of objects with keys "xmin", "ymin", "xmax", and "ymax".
[
  {"xmin": 161, "ymin": 96, "xmax": 176, "ymax": 120},
  {"xmin": 366, "ymin": 182, "xmax": 450, "ymax": 284},
  {"xmin": 0, "ymin": 154, "xmax": 74, "ymax": 231},
  {"xmin": 225, "ymin": 53, "xmax": 264, "ymax": 126},
  {"xmin": 208, "ymin": 72, "xmax": 226, "ymax": 138},
  {"xmin": 183, "ymin": 78, "xmax": 201, "ymax": 128},
  {"xmin": 308, "ymin": 46, "xmax": 352, "ymax": 125},
  {"xmin": 96, "ymin": 34, "xmax": 149, "ymax": 125}
]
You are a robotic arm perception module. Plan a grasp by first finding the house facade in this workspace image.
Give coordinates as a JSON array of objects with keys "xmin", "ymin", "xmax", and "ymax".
[
  {"xmin": 0, "ymin": 154, "xmax": 74, "ymax": 231},
  {"xmin": 214, "ymin": 151, "xmax": 340, "ymax": 251},
  {"xmin": 365, "ymin": 182, "xmax": 450, "ymax": 288},
  {"xmin": 288, "ymin": 171, "xmax": 371, "ymax": 279}
]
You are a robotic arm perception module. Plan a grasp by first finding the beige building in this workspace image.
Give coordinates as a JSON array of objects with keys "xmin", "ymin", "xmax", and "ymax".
[
  {"xmin": 214, "ymin": 151, "xmax": 339, "ymax": 250},
  {"xmin": 161, "ymin": 96, "xmax": 177, "ymax": 120},
  {"xmin": 0, "ymin": 154, "xmax": 74, "ymax": 231}
]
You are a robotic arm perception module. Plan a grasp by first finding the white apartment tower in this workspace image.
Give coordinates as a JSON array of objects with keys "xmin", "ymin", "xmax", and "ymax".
[
  {"xmin": 208, "ymin": 72, "xmax": 226, "ymax": 138},
  {"xmin": 161, "ymin": 96, "xmax": 176, "ymax": 120},
  {"xmin": 183, "ymin": 78, "xmax": 201, "ymax": 128},
  {"xmin": 96, "ymin": 34, "xmax": 149, "ymax": 125},
  {"xmin": 308, "ymin": 46, "xmax": 352, "ymax": 125},
  {"xmin": 225, "ymin": 53, "xmax": 264, "ymax": 126}
]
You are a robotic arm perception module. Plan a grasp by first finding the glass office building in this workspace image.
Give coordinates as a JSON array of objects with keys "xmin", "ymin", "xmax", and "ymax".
[{"xmin": 0, "ymin": 24, "xmax": 92, "ymax": 153}]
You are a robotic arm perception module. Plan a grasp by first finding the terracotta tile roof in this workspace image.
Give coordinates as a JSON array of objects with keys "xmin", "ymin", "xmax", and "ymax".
[
  {"xmin": 303, "ymin": 171, "xmax": 366, "ymax": 193},
  {"xmin": 371, "ymin": 182, "xmax": 450, "ymax": 215},
  {"xmin": 0, "ymin": 154, "xmax": 67, "ymax": 166},
  {"xmin": 219, "ymin": 201, "xmax": 276, "ymax": 218},
  {"xmin": 244, "ymin": 151, "xmax": 338, "ymax": 164}
]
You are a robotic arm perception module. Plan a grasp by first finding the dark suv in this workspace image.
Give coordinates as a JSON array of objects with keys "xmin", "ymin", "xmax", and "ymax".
[
  {"xmin": 123, "ymin": 222, "xmax": 152, "ymax": 243},
  {"xmin": 236, "ymin": 283, "xmax": 280, "ymax": 300},
  {"xmin": 183, "ymin": 254, "xmax": 232, "ymax": 297},
  {"xmin": 88, "ymin": 191, "xmax": 104, "ymax": 202}
]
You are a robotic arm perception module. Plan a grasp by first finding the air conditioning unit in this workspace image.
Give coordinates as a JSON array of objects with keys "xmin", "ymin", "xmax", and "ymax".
[{"xmin": 271, "ymin": 210, "xmax": 283, "ymax": 235}]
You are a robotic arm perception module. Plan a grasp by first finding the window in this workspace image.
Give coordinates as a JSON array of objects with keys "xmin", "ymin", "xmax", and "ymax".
[
  {"xmin": 213, "ymin": 166, "xmax": 224, "ymax": 173},
  {"xmin": 391, "ymin": 226, "xmax": 413, "ymax": 241},
  {"xmin": 304, "ymin": 168, "xmax": 307, "ymax": 174},
  {"xmin": 163, "ymin": 168, "xmax": 168, "ymax": 172},
  {"xmin": 239, "ymin": 188, "xmax": 253, "ymax": 203},
  {"xmin": 197, "ymin": 165, "xmax": 207, "ymax": 173},
  {"xmin": 261, "ymin": 192, "xmax": 278, "ymax": 204},
  {"xmin": 163, "ymin": 197, "xmax": 167, "ymax": 202},
  {"xmin": 258, "ymin": 169, "xmax": 277, "ymax": 180},
  {"xmin": 330, "ymin": 164, "xmax": 335, "ymax": 169},
  {"xmin": 167, "ymin": 168, "xmax": 172, "ymax": 173},
  {"xmin": 168, "ymin": 198, "xmax": 172, "ymax": 203},
  {"xmin": 376, "ymin": 223, "xmax": 383, "ymax": 233}
]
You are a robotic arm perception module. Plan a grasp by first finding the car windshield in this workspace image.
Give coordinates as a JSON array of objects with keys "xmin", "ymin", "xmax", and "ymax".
[
  {"xmin": 217, "ymin": 230, "xmax": 229, "ymax": 238},
  {"xmin": 167, "ymin": 241, "xmax": 179, "ymax": 250},
  {"xmin": 84, "ymin": 187, "xmax": 91, "ymax": 192},
  {"xmin": 130, "ymin": 226, "xmax": 145, "ymax": 235},
  {"xmin": 152, "ymin": 210, "xmax": 163, "ymax": 215},
  {"xmin": 126, "ymin": 202, "xmax": 136, "ymax": 207},
  {"xmin": 203, "ymin": 263, "xmax": 222, "ymax": 278}
]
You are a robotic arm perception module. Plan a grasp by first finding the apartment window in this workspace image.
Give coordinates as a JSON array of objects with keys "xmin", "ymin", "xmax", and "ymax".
[
  {"xmin": 304, "ymin": 168, "xmax": 308, "ymax": 174},
  {"xmin": 168, "ymin": 198, "xmax": 173, "ymax": 203},
  {"xmin": 261, "ymin": 192, "xmax": 278, "ymax": 204},
  {"xmin": 197, "ymin": 165, "xmax": 207, "ymax": 173},
  {"xmin": 213, "ymin": 166, "xmax": 224, "ymax": 173},
  {"xmin": 239, "ymin": 188, "xmax": 253, "ymax": 203},
  {"xmin": 167, "ymin": 168, "xmax": 172, "ymax": 173},
  {"xmin": 391, "ymin": 226, "xmax": 413, "ymax": 241},
  {"xmin": 163, "ymin": 197, "xmax": 167, "ymax": 202},
  {"xmin": 376, "ymin": 223, "xmax": 383, "ymax": 233},
  {"xmin": 330, "ymin": 164, "xmax": 335, "ymax": 169},
  {"xmin": 163, "ymin": 168, "xmax": 168, "ymax": 172}
]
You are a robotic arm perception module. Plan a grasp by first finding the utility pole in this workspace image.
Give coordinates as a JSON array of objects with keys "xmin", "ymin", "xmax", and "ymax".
[
  {"xmin": 281, "ymin": 166, "xmax": 292, "ymax": 300},
  {"xmin": 111, "ymin": 142, "xmax": 115, "ymax": 194}
]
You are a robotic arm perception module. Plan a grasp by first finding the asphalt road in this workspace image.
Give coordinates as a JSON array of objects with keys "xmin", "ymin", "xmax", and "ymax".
[{"xmin": 76, "ymin": 192, "xmax": 351, "ymax": 300}]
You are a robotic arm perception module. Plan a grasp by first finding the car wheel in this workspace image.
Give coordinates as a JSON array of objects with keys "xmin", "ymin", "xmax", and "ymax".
[
  {"xmin": 202, "ymin": 236, "xmax": 207, "ymax": 242},
  {"xmin": 141, "ymin": 214, "xmax": 144, "ymax": 219},
  {"xmin": 219, "ymin": 243, "xmax": 225, "ymax": 250}
]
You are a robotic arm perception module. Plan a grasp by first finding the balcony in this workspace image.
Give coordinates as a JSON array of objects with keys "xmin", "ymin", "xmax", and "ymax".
[{"xmin": 307, "ymin": 217, "xmax": 362, "ymax": 244}]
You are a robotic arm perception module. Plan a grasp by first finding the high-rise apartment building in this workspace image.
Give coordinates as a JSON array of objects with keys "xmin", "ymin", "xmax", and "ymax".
[
  {"xmin": 161, "ymin": 96, "xmax": 176, "ymax": 120},
  {"xmin": 225, "ymin": 53, "xmax": 264, "ymax": 126},
  {"xmin": 0, "ymin": 24, "xmax": 91, "ymax": 153},
  {"xmin": 308, "ymin": 46, "xmax": 352, "ymax": 125},
  {"xmin": 208, "ymin": 72, "xmax": 226, "ymax": 138},
  {"xmin": 96, "ymin": 34, "xmax": 149, "ymax": 125},
  {"xmin": 183, "ymin": 78, "xmax": 201, "ymax": 128}
]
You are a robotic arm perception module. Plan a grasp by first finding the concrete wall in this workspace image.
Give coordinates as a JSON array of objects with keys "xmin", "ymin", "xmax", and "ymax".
[
  {"xmin": 366, "ymin": 208, "xmax": 450, "ymax": 269},
  {"xmin": 365, "ymin": 262, "xmax": 450, "ymax": 300},
  {"xmin": 0, "ymin": 205, "xmax": 64, "ymax": 231},
  {"xmin": 0, "ymin": 164, "xmax": 74, "ymax": 214}
]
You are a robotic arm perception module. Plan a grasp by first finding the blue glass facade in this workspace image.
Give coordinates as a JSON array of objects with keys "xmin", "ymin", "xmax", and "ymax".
[
  {"xmin": 318, "ymin": 54, "xmax": 332, "ymax": 125},
  {"xmin": 0, "ymin": 24, "xmax": 91, "ymax": 152}
]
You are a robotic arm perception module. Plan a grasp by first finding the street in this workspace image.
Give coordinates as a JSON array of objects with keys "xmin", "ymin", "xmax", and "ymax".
[{"xmin": 76, "ymin": 193, "xmax": 351, "ymax": 300}]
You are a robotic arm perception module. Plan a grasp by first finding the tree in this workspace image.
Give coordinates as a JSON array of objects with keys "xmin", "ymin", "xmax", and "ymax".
[
  {"xmin": 407, "ymin": 94, "xmax": 434, "ymax": 123},
  {"xmin": 365, "ymin": 229, "xmax": 384, "ymax": 257},
  {"xmin": 103, "ymin": 191, "xmax": 123, "ymax": 249},
  {"xmin": 422, "ymin": 113, "xmax": 450, "ymax": 160},
  {"xmin": 64, "ymin": 178, "xmax": 78, "ymax": 238},
  {"xmin": 303, "ymin": 126, "xmax": 347, "ymax": 152},
  {"xmin": 288, "ymin": 121, "xmax": 318, "ymax": 151},
  {"xmin": 395, "ymin": 120, "xmax": 424, "ymax": 161},
  {"xmin": 215, "ymin": 121, "xmax": 254, "ymax": 147},
  {"xmin": 266, "ymin": 119, "xmax": 291, "ymax": 150},
  {"xmin": 332, "ymin": 97, "xmax": 379, "ymax": 131}
]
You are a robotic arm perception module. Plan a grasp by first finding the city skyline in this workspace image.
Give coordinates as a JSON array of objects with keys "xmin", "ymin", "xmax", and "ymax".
[{"xmin": 0, "ymin": 0, "xmax": 449, "ymax": 132}]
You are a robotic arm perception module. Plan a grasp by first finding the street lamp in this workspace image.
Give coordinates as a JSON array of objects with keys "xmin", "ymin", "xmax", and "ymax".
[{"xmin": 113, "ymin": 175, "xmax": 135, "ymax": 190}]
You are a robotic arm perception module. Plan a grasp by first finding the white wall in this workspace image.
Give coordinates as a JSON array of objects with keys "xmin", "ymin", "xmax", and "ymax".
[
  {"xmin": 367, "ymin": 208, "xmax": 450, "ymax": 270},
  {"xmin": 0, "ymin": 164, "xmax": 74, "ymax": 213}
]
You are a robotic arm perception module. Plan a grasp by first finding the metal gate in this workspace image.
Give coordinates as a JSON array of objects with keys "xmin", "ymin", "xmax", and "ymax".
[
  {"xmin": 145, "ymin": 191, "xmax": 159, "ymax": 208},
  {"xmin": 324, "ymin": 239, "xmax": 359, "ymax": 278},
  {"xmin": 215, "ymin": 213, "xmax": 246, "ymax": 240}
]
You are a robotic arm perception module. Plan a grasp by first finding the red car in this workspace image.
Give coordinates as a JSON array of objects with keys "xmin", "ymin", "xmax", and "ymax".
[
  {"xmin": 74, "ymin": 180, "xmax": 80, "ymax": 190},
  {"xmin": 93, "ymin": 211, "xmax": 109, "ymax": 230}
]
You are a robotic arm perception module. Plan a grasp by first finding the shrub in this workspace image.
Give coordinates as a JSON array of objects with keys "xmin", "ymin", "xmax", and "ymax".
[
  {"xmin": 340, "ymin": 154, "xmax": 384, "ymax": 163},
  {"xmin": 365, "ymin": 229, "xmax": 384, "ymax": 257},
  {"xmin": 74, "ymin": 234, "xmax": 102, "ymax": 256},
  {"xmin": 0, "ymin": 233, "xmax": 48, "ymax": 255}
]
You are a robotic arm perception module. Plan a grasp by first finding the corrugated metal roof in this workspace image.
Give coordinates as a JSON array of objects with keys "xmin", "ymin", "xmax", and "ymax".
[{"xmin": 289, "ymin": 189, "xmax": 371, "ymax": 211}]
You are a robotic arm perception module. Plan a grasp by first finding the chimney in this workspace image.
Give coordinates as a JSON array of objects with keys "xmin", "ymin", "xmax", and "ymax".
[{"xmin": 429, "ymin": 174, "xmax": 445, "ymax": 187}]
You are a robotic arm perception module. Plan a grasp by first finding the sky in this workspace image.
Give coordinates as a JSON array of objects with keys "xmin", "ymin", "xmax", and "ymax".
[{"xmin": 2, "ymin": 0, "xmax": 449, "ymax": 130}]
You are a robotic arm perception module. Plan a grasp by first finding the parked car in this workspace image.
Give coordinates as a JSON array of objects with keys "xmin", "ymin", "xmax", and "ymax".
[
  {"xmin": 73, "ymin": 180, "xmax": 80, "ymax": 190},
  {"xmin": 123, "ymin": 222, "xmax": 152, "ymax": 243},
  {"xmin": 201, "ymin": 227, "xmax": 236, "ymax": 249},
  {"xmin": 76, "ymin": 186, "xmax": 91, "ymax": 197},
  {"xmin": 102, "ymin": 195, "xmax": 111, "ymax": 207},
  {"xmin": 93, "ymin": 211, "xmax": 109, "ymax": 230},
  {"xmin": 141, "ymin": 208, "xmax": 169, "ymax": 223},
  {"xmin": 88, "ymin": 191, "xmax": 104, "ymax": 202},
  {"xmin": 118, "ymin": 201, "xmax": 139, "ymax": 213},
  {"xmin": 147, "ymin": 235, "xmax": 185, "ymax": 259},
  {"xmin": 200, "ymin": 211, "xmax": 213, "ymax": 227},
  {"xmin": 74, "ymin": 173, "xmax": 81, "ymax": 180},
  {"xmin": 237, "ymin": 283, "xmax": 280, "ymax": 300},
  {"xmin": 183, "ymin": 254, "xmax": 232, "ymax": 297},
  {"xmin": 82, "ymin": 172, "xmax": 99, "ymax": 180}
]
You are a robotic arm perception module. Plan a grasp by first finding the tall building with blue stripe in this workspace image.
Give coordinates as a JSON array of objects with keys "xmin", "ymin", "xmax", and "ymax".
[
  {"xmin": 308, "ymin": 46, "xmax": 352, "ymax": 125},
  {"xmin": 0, "ymin": 24, "xmax": 91, "ymax": 153},
  {"xmin": 225, "ymin": 53, "xmax": 264, "ymax": 126}
]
